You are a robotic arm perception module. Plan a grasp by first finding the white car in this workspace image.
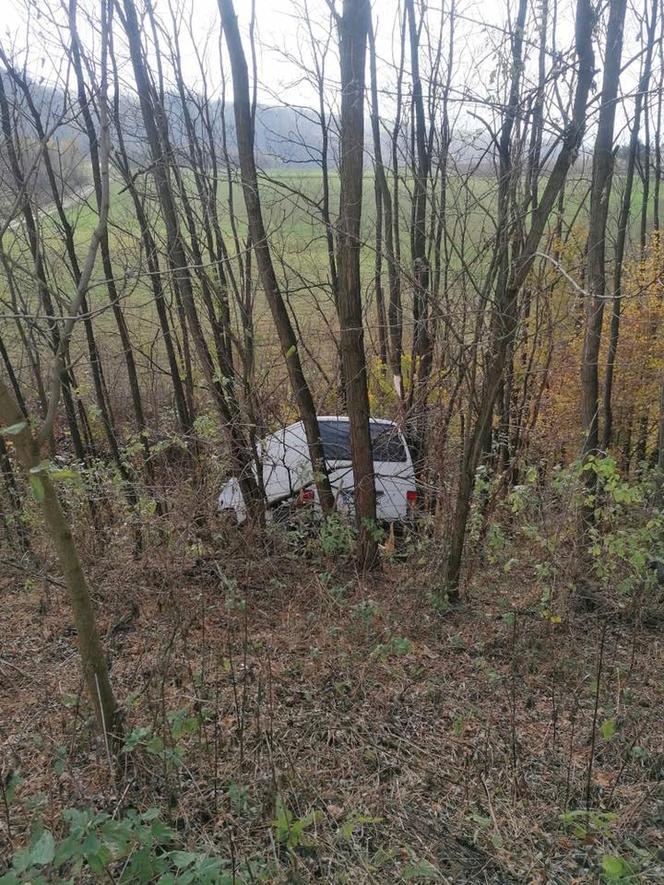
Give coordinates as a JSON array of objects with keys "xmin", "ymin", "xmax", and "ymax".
[{"xmin": 218, "ymin": 416, "xmax": 417, "ymax": 524}]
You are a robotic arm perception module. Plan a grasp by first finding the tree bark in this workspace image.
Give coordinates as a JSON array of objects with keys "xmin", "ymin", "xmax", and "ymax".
[
  {"xmin": 602, "ymin": 0, "xmax": 658, "ymax": 448},
  {"xmin": 0, "ymin": 380, "xmax": 117, "ymax": 742},
  {"xmin": 0, "ymin": 74, "xmax": 88, "ymax": 464},
  {"xmin": 335, "ymin": 0, "xmax": 378, "ymax": 570},
  {"xmin": 405, "ymin": 0, "xmax": 434, "ymax": 454},
  {"xmin": 368, "ymin": 19, "xmax": 400, "ymax": 391},
  {"xmin": 579, "ymin": 0, "xmax": 627, "ymax": 534},
  {"xmin": 119, "ymin": 0, "xmax": 263, "ymax": 519},
  {"xmin": 443, "ymin": 0, "xmax": 595, "ymax": 596},
  {"xmin": 218, "ymin": 0, "xmax": 334, "ymax": 515}
]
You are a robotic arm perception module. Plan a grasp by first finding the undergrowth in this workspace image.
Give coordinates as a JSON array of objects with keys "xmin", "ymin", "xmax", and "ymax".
[{"xmin": 1, "ymin": 458, "xmax": 663, "ymax": 882}]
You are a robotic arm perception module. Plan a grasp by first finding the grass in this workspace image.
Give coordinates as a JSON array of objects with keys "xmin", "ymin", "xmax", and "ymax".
[{"xmin": 1, "ymin": 165, "xmax": 648, "ymax": 372}]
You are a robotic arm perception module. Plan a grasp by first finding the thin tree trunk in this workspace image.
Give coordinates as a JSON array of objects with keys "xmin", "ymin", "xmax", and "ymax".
[
  {"xmin": 373, "ymin": 182, "xmax": 389, "ymax": 366},
  {"xmin": 658, "ymin": 377, "xmax": 664, "ymax": 472},
  {"xmin": 68, "ymin": 6, "xmax": 155, "ymax": 492},
  {"xmin": 218, "ymin": 0, "xmax": 334, "ymax": 514},
  {"xmin": 602, "ymin": 0, "xmax": 658, "ymax": 448},
  {"xmin": 109, "ymin": 72, "xmax": 193, "ymax": 437},
  {"xmin": 368, "ymin": 19, "xmax": 401, "ymax": 393},
  {"xmin": 0, "ymin": 434, "xmax": 30, "ymax": 555},
  {"xmin": 389, "ymin": 7, "xmax": 407, "ymax": 399},
  {"xmin": 119, "ymin": 0, "xmax": 263, "ymax": 518},
  {"xmin": 0, "ymin": 379, "xmax": 118, "ymax": 742},
  {"xmin": 405, "ymin": 0, "xmax": 434, "ymax": 465},
  {"xmin": 334, "ymin": 0, "xmax": 377, "ymax": 569},
  {"xmin": 0, "ymin": 75, "xmax": 88, "ymax": 465},
  {"xmin": 580, "ymin": 0, "xmax": 627, "ymax": 510},
  {"xmin": 444, "ymin": 0, "xmax": 595, "ymax": 596}
]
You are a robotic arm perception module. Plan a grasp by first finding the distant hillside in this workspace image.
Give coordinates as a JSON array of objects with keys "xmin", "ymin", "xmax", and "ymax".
[{"xmin": 0, "ymin": 71, "xmax": 592, "ymax": 191}]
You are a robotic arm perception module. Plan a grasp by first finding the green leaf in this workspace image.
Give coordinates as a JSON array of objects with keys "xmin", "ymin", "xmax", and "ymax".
[
  {"xmin": 601, "ymin": 854, "xmax": 627, "ymax": 880},
  {"xmin": 5, "ymin": 771, "xmax": 21, "ymax": 805},
  {"xmin": 11, "ymin": 847, "xmax": 33, "ymax": 875},
  {"xmin": 170, "ymin": 851, "xmax": 199, "ymax": 869},
  {"xmin": 340, "ymin": 814, "xmax": 383, "ymax": 839},
  {"xmin": 29, "ymin": 829, "xmax": 55, "ymax": 866},
  {"xmin": 53, "ymin": 832, "xmax": 81, "ymax": 868},
  {"xmin": 83, "ymin": 835, "xmax": 111, "ymax": 874},
  {"xmin": 121, "ymin": 726, "xmax": 151, "ymax": 752},
  {"xmin": 126, "ymin": 846, "xmax": 153, "ymax": 880},
  {"xmin": 601, "ymin": 719, "xmax": 616, "ymax": 741},
  {"xmin": 0, "ymin": 421, "xmax": 27, "ymax": 437},
  {"xmin": 100, "ymin": 819, "xmax": 132, "ymax": 853},
  {"xmin": 402, "ymin": 858, "xmax": 443, "ymax": 880},
  {"xmin": 50, "ymin": 468, "xmax": 79, "ymax": 483},
  {"xmin": 149, "ymin": 818, "xmax": 173, "ymax": 843},
  {"xmin": 29, "ymin": 474, "xmax": 45, "ymax": 503},
  {"xmin": 146, "ymin": 735, "xmax": 165, "ymax": 755},
  {"xmin": 491, "ymin": 832, "xmax": 504, "ymax": 849}
]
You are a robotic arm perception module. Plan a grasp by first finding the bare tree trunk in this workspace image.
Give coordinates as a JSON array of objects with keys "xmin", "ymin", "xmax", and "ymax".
[
  {"xmin": 334, "ymin": 0, "xmax": 377, "ymax": 570},
  {"xmin": 368, "ymin": 19, "xmax": 400, "ymax": 389},
  {"xmin": 0, "ymin": 74, "xmax": 88, "ymax": 465},
  {"xmin": 0, "ymin": 332, "xmax": 27, "ymax": 419},
  {"xmin": 119, "ymin": 0, "xmax": 263, "ymax": 519},
  {"xmin": 5, "ymin": 17, "xmax": 146, "ymax": 537},
  {"xmin": 68, "ymin": 2, "xmax": 155, "ymax": 499},
  {"xmin": 602, "ymin": 0, "xmax": 658, "ymax": 448},
  {"xmin": 110, "ymin": 86, "xmax": 193, "ymax": 437},
  {"xmin": 405, "ymin": 0, "xmax": 433, "ymax": 463},
  {"xmin": 373, "ymin": 182, "xmax": 389, "ymax": 366},
  {"xmin": 389, "ymin": 6, "xmax": 407, "ymax": 399},
  {"xmin": 219, "ymin": 0, "xmax": 334, "ymax": 514},
  {"xmin": 302, "ymin": 1, "xmax": 345, "ymax": 399},
  {"xmin": 654, "ymin": 19, "xmax": 663, "ymax": 232},
  {"xmin": 658, "ymin": 377, "xmax": 664, "ymax": 472},
  {"xmin": 639, "ymin": 91, "xmax": 651, "ymax": 254},
  {"xmin": 0, "ymin": 0, "xmax": 118, "ymax": 743},
  {"xmin": 0, "ymin": 433, "xmax": 30, "ymax": 555},
  {"xmin": 579, "ymin": 0, "xmax": 627, "ymax": 517},
  {"xmin": 443, "ymin": 0, "xmax": 595, "ymax": 596},
  {"xmin": 0, "ymin": 50, "xmax": 115, "ymax": 458},
  {"xmin": 0, "ymin": 380, "xmax": 117, "ymax": 741}
]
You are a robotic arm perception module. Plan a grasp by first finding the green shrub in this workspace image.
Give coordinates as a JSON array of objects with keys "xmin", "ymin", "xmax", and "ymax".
[
  {"xmin": 319, "ymin": 514, "xmax": 356, "ymax": 556},
  {"xmin": 0, "ymin": 806, "xmax": 234, "ymax": 884}
]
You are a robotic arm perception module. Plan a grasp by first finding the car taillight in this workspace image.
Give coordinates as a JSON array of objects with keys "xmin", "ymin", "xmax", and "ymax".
[
  {"xmin": 298, "ymin": 488, "xmax": 315, "ymax": 505},
  {"xmin": 406, "ymin": 489, "xmax": 418, "ymax": 507}
]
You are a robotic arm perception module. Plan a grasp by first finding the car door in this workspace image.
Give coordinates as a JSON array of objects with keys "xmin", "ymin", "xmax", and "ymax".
[
  {"xmin": 262, "ymin": 423, "xmax": 311, "ymax": 506},
  {"xmin": 370, "ymin": 421, "xmax": 414, "ymax": 521},
  {"xmin": 318, "ymin": 418, "xmax": 415, "ymax": 521},
  {"xmin": 315, "ymin": 418, "xmax": 354, "ymax": 511}
]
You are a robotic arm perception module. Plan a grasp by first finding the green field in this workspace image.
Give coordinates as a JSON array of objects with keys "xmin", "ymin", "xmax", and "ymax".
[{"xmin": 1, "ymin": 165, "xmax": 649, "ymax": 408}]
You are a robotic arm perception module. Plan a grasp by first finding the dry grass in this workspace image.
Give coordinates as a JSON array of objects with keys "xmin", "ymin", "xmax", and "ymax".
[{"xmin": 1, "ymin": 502, "xmax": 663, "ymax": 882}]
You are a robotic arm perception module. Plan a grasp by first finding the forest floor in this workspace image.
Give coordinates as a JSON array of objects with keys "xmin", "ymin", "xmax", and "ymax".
[{"xmin": 1, "ymin": 520, "xmax": 663, "ymax": 883}]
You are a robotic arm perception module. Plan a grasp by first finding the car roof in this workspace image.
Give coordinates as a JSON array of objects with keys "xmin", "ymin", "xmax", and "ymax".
[
  {"xmin": 274, "ymin": 416, "xmax": 402, "ymax": 440},
  {"xmin": 289, "ymin": 415, "xmax": 398, "ymax": 427}
]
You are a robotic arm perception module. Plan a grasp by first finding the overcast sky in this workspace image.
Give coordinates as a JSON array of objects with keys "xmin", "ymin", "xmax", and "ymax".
[
  {"xmin": 1, "ymin": 0, "xmax": 546, "ymax": 102},
  {"xmin": 0, "ymin": 0, "xmax": 654, "ymax": 143}
]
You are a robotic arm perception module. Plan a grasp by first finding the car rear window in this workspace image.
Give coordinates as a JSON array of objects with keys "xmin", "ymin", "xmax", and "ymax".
[{"xmin": 318, "ymin": 420, "xmax": 407, "ymax": 463}]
